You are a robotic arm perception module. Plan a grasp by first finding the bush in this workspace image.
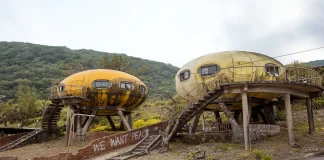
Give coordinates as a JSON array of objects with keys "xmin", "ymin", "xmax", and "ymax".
[
  {"xmin": 313, "ymin": 96, "xmax": 324, "ymax": 109},
  {"xmin": 253, "ymin": 149, "xmax": 263, "ymax": 159},
  {"xmin": 90, "ymin": 125, "xmax": 110, "ymax": 132},
  {"xmin": 133, "ymin": 118, "xmax": 161, "ymax": 129},
  {"xmin": 262, "ymin": 155, "xmax": 274, "ymax": 160}
]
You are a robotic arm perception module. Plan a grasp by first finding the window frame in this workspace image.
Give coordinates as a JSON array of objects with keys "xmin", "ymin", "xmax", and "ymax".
[
  {"xmin": 198, "ymin": 64, "xmax": 221, "ymax": 76},
  {"xmin": 58, "ymin": 84, "xmax": 65, "ymax": 92},
  {"xmin": 92, "ymin": 80, "xmax": 112, "ymax": 89},
  {"xmin": 265, "ymin": 63, "xmax": 280, "ymax": 76},
  {"xmin": 139, "ymin": 85, "xmax": 146, "ymax": 94},
  {"xmin": 179, "ymin": 69, "xmax": 190, "ymax": 82},
  {"xmin": 119, "ymin": 81, "xmax": 134, "ymax": 90}
]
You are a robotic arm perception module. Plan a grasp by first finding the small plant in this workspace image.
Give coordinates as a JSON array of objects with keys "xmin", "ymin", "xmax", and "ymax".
[
  {"xmin": 253, "ymin": 149, "xmax": 263, "ymax": 159},
  {"xmin": 237, "ymin": 153, "xmax": 250, "ymax": 160},
  {"xmin": 262, "ymin": 155, "xmax": 274, "ymax": 160},
  {"xmin": 220, "ymin": 143, "xmax": 233, "ymax": 151}
]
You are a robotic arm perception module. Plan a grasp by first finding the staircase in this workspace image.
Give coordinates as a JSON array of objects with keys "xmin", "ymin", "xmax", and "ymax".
[
  {"xmin": 41, "ymin": 103, "xmax": 64, "ymax": 134},
  {"xmin": 164, "ymin": 72, "xmax": 226, "ymax": 141},
  {"xmin": 107, "ymin": 133, "xmax": 162, "ymax": 160},
  {"xmin": 0, "ymin": 129, "xmax": 42, "ymax": 152}
]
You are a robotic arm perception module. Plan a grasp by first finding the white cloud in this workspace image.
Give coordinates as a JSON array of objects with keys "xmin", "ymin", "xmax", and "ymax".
[{"xmin": 0, "ymin": 0, "xmax": 323, "ymax": 67}]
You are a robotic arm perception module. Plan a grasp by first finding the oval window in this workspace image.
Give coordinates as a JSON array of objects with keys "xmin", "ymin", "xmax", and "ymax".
[
  {"xmin": 92, "ymin": 80, "xmax": 112, "ymax": 89},
  {"xmin": 265, "ymin": 64, "xmax": 280, "ymax": 76},
  {"xmin": 59, "ymin": 84, "xmax": 65, "ymax": 92},
  {"xmin": 179, "ymin": 70, "xmax": 190, "ymax": 82},
  {"xmin": 120, "ymin": 82, "xmax": 134, "ymax": 90},
  {"xmin": 139, "ymin": 85, "xmax": 146, "ymax": 94},
  {"xmin": 198, "ymin": 64, "xmax": 221, "ymax": 76}
]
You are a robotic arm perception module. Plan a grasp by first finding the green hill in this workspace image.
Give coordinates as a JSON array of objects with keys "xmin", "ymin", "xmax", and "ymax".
[
  {"xmin": 0, "ymin": 41, "xmax": 179, "ymax": 100},
  {"xmin": 308, "ymin": 60, "xmax": 324, "ymax": 67}
]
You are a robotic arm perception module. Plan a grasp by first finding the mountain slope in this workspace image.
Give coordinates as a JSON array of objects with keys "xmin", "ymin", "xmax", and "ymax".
[
  {"xmin": 308, "ymin": 60, "xmax": 324, "ymax": 67},
  {"xmin": 0, "ymin": 41, "xmax": 179, "ymax": 100}
]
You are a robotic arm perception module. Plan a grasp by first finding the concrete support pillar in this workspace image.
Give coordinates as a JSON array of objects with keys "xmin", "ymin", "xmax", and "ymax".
[
  {"xmin": 241, "ymin": 88, "xmax": 250, "ymax": 150},
  {"xmin": 106, "ymin": 116, "xmax": 117, "ymax": 131},
  {"xmin": 127, "ymin": 113, "xmax": 133, "ymax": 129},
  {"xmin": 117, "ymin": 110, "xmax": 132, "ymax": 131},
  {"xmin": 202, "ymin": 113, "xmax": 205, "ymax": 131},
  {"xmin": 191, "ymin": 111, "xmax": 202, "ymax": 134},
  {"xmin": 76, "ymin": 109, "xmax": 82, "ymax": 137},
  {"xmin": 284, "ymin": 93, "xmax": 296, "ymax": 146},
  {"xmin": 65, "ymin": 107, "xmax": 72, "ymax": 146},
  {"xmin": 306, "ymin": 98, "xmax": 315, "ymax": 134},
  {"xmin": 80, "ymin": 110, "xmax": 97, "ymax": 135}
]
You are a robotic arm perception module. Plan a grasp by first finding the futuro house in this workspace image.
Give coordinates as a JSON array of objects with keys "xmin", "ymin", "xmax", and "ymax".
[
  {"xmin": 42, "ymin": 69, "xmax": 147, "ymax": 144},
  {"xmin": 174, "ymin": 51, "xmax": 323, "ymax": 149}
]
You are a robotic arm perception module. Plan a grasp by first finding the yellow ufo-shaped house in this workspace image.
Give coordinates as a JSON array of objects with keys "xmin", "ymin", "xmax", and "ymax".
[
  {"xmin": 175, "ymin": 51, "xmax": 322, "ymax": 111},
  {"xmin": 55, "ymin": 69, "xmax": 148, "ymax": 115}
]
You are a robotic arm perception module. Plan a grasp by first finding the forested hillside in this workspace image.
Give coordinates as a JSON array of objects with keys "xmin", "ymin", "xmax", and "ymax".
[
  {"xmin": 308, "ymin": 60, "xmax": 324, "ymax": 67},
  {"xmin": 0, "ymin": 42, "xmax": 179, "ymax": 100}
]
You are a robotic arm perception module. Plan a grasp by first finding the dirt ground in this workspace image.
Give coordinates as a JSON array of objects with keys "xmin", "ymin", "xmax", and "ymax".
[
  {"xmin": 0, "ymin": 137, "xmax": 90, "ymax": 159},
  {"xmin": 1, "ymin": 107, "xmax": 324, "ymax": 160},
  {"xmin": 132, "ymin": 107, "xmax": 324, "ymax": 160}
]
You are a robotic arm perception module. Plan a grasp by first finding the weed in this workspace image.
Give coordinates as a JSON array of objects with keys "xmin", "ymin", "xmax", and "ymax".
[
  {"xmin": 237, "ymin": 153, "xmax": 250, "ymax": 160},
  {"xmin": 253, "ymin": 149, "xmax": 263, "ymax": 159},
  {"xmin": 220, "ymin": 143, "xmax": 233, "ymax": 151},
  {"xmin": 262, "ymin": 155, "xmax": 274, "ymax": 160}
]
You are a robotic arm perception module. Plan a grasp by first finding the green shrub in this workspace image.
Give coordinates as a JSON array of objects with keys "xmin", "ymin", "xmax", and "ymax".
[
  {"xmin": 253, "ymin": 149, "xmax": 263, "ymax": 159},
  {"xmin": 262, "ymin": 155, "xmax": 274, "ymax": 160},
  {"xmin": 313, "ymin": 96, "xmax": 324, "ymax": 109},
  {"xmin": 277, "ymin": 110, "xmax": 286, "ymax": 121},
  {"xmin": 133, "ymin": 118, "xmax": 161, "ymax": 129},
  {"xmin": 90, "ymin": 125, "xmax": 110, "ymax": 132}
]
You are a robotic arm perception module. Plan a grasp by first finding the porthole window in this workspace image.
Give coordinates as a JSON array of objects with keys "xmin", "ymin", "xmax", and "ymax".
[
  {"xmin": 92, "ymin": 80, "xmax": 112, "ymax": 88},
  {"xmin": 198, "ymin": 64, "xmax": 221, "ymax": 76},
  {"xmin": 139, "ymin": 85, "xmax": 146, "ymax": 94},
  {"xmin": 265, "ymin": 64, "xmax": 280, "ymax": 76},
  {"xmin": 59, "ymin": 84, "xmax": 65, "ymax": 92},
  {"xmin": 120, "ymin": 82, "xmax": 134, "ymax": 90},
  {"xmin": 179, "ymin": 70, "xmax": 190, "ymax": 82}
]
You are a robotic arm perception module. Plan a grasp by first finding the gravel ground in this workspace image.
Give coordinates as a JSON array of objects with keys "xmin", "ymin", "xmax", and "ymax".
[{"xmin": 1, "ymin": 107, "xmax": 324, "ymax": 160}]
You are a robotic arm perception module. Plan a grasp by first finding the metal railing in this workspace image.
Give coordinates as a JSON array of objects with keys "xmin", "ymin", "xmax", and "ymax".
[
  {"xmin": 50, "ymin": 84, "xmax": 88, "ymax": 100},
  {"xmin": 162, "ymin": 71, "xmax": 226, "ymax": 121},
  {"xmin": 226, "ymin": 66, "xmax": 322, "ymax": 86},
  {"xmin": 164, "ymin": 66, "xmax": 322, "ymax": 121}
]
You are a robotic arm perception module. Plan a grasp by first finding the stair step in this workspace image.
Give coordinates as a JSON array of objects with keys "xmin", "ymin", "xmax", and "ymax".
[{"xmin": 198, "ymin": 99, "xmax": 205, "ymax": 102}]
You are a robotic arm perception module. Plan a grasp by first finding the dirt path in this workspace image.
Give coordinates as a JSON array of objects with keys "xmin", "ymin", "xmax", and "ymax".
[
  {"xmin": 1, "ymin": 107, "xmax": 323, "ymax": 160},
  {"xmin": 0, "ymin": 137, "xmax": 90, "ymax": 160},
  {"xmin": 134, "ymin": 107, "xmax": 324, "ymax": 160},
  {"xmin": 87, "ymin": 145, "xmax": 134, "ymax": 160}
]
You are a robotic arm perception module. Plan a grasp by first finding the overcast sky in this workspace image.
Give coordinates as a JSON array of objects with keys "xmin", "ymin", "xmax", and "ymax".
[{"xmin": 1, "ymin": 0, "xmax": 323, "ymax": 67}]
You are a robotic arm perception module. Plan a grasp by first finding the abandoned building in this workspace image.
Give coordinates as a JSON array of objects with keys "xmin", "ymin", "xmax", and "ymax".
[{"xmin": 173, "ymin": 51, "xmax": 323, "ymax": 149}]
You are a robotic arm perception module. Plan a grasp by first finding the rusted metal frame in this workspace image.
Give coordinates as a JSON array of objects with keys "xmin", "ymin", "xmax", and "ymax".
[{"xmin": 175, "ymin": 73, "xmax": 225, "ymax": 119}]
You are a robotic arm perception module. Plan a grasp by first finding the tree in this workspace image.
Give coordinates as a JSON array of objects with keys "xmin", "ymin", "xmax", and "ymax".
[
  {"xmin": 16, "ymin": 82, "xmax": 37, "ymax": 127},
  {"xmin": 99, "ymin": 54, "xmax": 148, "ymax": 77},
  {"xmin": 0, "ymin": 100, "xmax": 16, "ymax": 127}
]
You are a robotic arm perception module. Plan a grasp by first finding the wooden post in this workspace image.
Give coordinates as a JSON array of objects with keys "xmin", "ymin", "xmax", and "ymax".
[
  {"xmin": 117, "ymin": 110, "xmax": 132, "ymax": 131},
  {"xmin": 284, "ymin": 93, "xmax": 296, "ymax": 146},
  {"xmin": 306, "ymin": 98, "xmax": 315, "ymax": 134},
  {"xmin": 127, "ymin": 113, "xmax": 133, "ymax": 129},
  {"xmin": 106, "ymin": 116, "xmax": 117, "ymax": 131},
  {"xmin": 241, "ymin": 87, "xmax": 250, "ymax": 150},
  {"xmin": 191, "ymin": 111, "xmax": 202, "ymax": 134}
]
